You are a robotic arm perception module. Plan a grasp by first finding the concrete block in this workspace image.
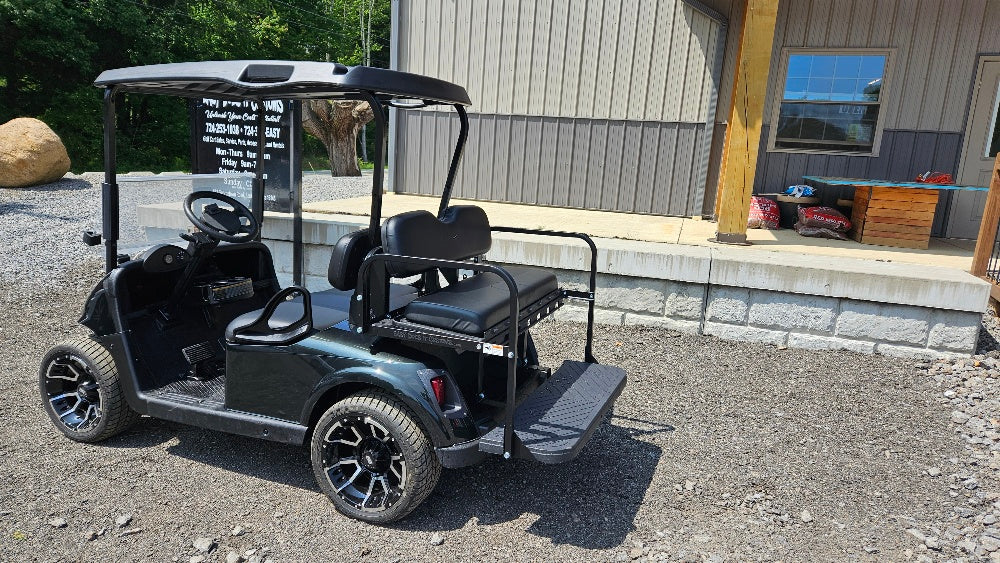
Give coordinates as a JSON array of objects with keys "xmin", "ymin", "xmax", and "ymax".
[
  {"xmin": 835, "ymin": 301, "xmax": 930, "ymax": 345},
  {"xmin": 303, "ymin": 244, "xmax": 331, "ymax": 278},
  {"xmin": 786, "ymin": 333, "xmax": 875, "ymax": 354},
  {"xmin": 553, "ymin": 306, "xmax": 624, "ymax": 326},
  {"xmin": 710, "ymin": 246, "xmax": 990, "ymax": 313},
  {"xmin": 706, "ymin": 286, "xmax": 750, "ymax": 324},
  {"xmin": 595, "ymin": 278, "xmax": 665, "ymax": 314},
  {"xmin": 747, "ymin": 290, "xmax": 837, "ymax": 332},
  {"xmin": 263, "ymin": 240, "xmax": 294, "ymax": 273},
  {"xmin": 664, "ymin": 283, "xmax": 706, "ymax": 319},
  {"xmin": 622, "ymin": 313, "xmax": 701, "ymax": 334},
  {"xmin": 703, "ymin": 321, "xmax": 786, "ymax": 346},
  {"xmin": 875, "ymin": 343, "xmax": 966, "ymax": 361},
  {"xmin": 488, "ymin": 235, "xmax": 713, "ymax": 283},
  {"xmin": 927, "ymin": 309, "xmax": 981, "ymax": 353}
]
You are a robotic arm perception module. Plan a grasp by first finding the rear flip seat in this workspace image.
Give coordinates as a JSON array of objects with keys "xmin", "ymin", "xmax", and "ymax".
[
  {"xmin": 380, "ymin": 205, "xmax": 558, "ymax": 336},
  {"xmin": 404, "ymin": 266, "xmax": 556, "ymax": 334}
]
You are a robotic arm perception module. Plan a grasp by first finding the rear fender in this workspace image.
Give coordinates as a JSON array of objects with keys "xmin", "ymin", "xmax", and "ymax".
[{"xmin": 301, "ymin": 366, "xmax": 465, "ymax": 448}]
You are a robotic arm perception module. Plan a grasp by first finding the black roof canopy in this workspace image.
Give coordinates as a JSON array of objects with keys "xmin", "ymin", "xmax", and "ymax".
[{"xmin": 94, "ymin": 60, "xmax": 471, "ymax": 105}]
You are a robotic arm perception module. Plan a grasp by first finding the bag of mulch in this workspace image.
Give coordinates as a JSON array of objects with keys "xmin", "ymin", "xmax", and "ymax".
[
  {"xmin": 793, "ymin": 222, "xmax": 849, "ymax": 240},
  {"xmin": 748, "ymin": 196, "xmax": 780, "ymax": 229},
  {"xmin": 915, "ymin": 171, "xmax": 954, "ymax": 184},
  {"xmin": 798, "ymin": 206, "xmax": 851, "ymax": 232}
]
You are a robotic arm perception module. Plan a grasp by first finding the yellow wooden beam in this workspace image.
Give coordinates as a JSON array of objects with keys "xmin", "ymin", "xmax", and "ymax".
[{"xmin": 714, "ymin": 0, "xmax": 780, "ymax": 244}]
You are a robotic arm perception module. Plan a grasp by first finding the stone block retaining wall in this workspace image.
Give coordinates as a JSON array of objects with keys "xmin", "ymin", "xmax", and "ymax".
[{"xmin": 137, "ymin": 205, "xmax": 988, "ymax": 360}]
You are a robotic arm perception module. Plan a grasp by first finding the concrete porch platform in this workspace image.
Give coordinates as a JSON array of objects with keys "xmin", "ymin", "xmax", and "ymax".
[
  {"xmin": 138, "ymin": 196, "xmax": 991, "ymax": 359},
  {"xmin": 304, "ymin": 193, "xmax": 976, "ymax": 271}
]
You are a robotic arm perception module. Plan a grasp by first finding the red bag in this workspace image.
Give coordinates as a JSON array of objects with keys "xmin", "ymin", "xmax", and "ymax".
[
  {"xmin": 915, "ymin": 171, "xmax": 954, "ymax": 184},
  {"xmin": 798, "ymin": 206, "xmax": 851, "ymax": 232},
  {"xmin": 748, "ymin": 196, "xmax": 780, "ymax": 229}
]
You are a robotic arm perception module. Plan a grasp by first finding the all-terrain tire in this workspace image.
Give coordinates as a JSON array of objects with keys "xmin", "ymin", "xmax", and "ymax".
[
  {"xmin": 310, "ymin": 390, "xmax": 441, "ymax": 524},
  {"xmin": 39, "ymin": 338, "xmax": 140, "ymax": 442}
]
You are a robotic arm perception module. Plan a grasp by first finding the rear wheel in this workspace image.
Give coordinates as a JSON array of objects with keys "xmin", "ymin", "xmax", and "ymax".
[
  {"xmin": 39, "ymin": 338, "xmax": 140, "ymax": 442},
  {"xmin": 310, "ymin": 390, "xmax": 441, "ymax": 523}
]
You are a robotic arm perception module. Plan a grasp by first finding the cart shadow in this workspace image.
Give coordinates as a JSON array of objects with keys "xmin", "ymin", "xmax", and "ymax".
[
  {"xmin": 105, "ymin": 415, "xmax": 669, "ymax": 549},
  {"xmin": 396, "ymin": 416, "xmax": 671, "ymax": 549},
  {"xmin": 104, "ymin": 417, "xmax": 319, "ymax": 490}
]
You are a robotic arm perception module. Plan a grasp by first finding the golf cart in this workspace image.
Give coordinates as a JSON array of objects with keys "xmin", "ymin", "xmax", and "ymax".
[{"xmin": 39, "ymin": 60, "xmax": 626, "ymax": 523}]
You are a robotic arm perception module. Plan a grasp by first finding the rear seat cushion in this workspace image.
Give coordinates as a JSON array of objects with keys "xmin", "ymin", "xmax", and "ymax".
[{"xmin": 404, "ymin": 266, "xmax": 557, "ymax": 334}]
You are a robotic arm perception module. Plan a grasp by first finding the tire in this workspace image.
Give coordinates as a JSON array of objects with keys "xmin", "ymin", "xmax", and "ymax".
[
  {"xmin": 310, "ymin": 390, "xmax": 441, "ymax": 524},
  {"xmin": 39, "ymin": 338, "xmax": 140, "ymax": 443}
]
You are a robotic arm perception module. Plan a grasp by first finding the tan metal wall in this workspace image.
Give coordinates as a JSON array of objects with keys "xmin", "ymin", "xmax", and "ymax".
[
  {"xmin": 763, "ymin": 0, "xmax": 1000, "ymax": 132},
  {"xmin": 392, "ymin": 0, "xmax": 726, "ymax": 216}
]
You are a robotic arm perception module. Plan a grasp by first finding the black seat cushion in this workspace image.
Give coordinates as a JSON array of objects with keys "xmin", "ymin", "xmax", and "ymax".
[
  {"xmin": 404, "ymin": 266, "xmax": 558, "ymax": 335},
  {"xmin": 309, "ymin": 284, "xmax": 418, "ymax": 311},
  {"xmin": 226, "ymin": 301, "xmax": 348, "ymax": 342}
]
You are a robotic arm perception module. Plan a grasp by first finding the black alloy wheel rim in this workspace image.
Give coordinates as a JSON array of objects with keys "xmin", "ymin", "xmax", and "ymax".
[
  {"xmin": 43, "ymin": 353, "xmax": 103, "ymax": 431},
  {"xmin": 322, "ymin": 415, "xmax": 406, "ymax": 512}
]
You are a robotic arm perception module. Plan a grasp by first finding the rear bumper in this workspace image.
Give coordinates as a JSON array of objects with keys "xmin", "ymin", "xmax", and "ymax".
[{"xmin": 435, "ymin": 438, "xmax": 488, "ymax": 468}]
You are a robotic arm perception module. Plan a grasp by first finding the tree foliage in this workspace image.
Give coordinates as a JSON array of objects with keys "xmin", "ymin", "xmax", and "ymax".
[{"xmin": 0, "ymin": 0, "xmax": 390, "ymax": 172}]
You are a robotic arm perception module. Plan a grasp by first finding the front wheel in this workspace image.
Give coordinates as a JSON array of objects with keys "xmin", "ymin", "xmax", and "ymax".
[
  {"xmin": 39, "ymin": 338, "xmax": 140, "ymax": 442},
  {"xmin": 310, "ymin": 390, "xmax": 441, "ymax": 524}
]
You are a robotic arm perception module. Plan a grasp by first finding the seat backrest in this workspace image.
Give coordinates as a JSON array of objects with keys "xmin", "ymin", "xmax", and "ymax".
[
  {"xmin": 380, "ymin": 205, "xmax": 491, "ymax": 276},
  {"xmin": 328, "ymin": 228, "xmax": 375, "ymax": 290}
]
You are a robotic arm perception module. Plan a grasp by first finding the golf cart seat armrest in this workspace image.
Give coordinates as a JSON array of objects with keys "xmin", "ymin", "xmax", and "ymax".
[{"xmin": 227, "ymin": 286, "xmax": 313, "ymax": 345}]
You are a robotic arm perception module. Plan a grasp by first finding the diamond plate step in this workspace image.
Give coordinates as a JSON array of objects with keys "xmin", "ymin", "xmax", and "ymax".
[{"xmin": 479, "ymin": 360, "xmax": 626, "ymax": 464}]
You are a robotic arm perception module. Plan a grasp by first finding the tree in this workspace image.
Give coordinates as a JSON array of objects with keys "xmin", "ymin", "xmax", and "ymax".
[{"xmin": 302, "ymin": 100, "xmax": 373, "ymax": 176}]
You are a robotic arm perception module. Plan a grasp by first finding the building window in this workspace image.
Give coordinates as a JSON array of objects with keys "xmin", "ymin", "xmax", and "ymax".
[{"xmin": 770, "ymin": 50, "xmax": 890, "ymax": 154}]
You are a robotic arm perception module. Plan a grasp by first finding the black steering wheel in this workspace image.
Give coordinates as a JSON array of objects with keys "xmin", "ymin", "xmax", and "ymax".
[{"xmin": 183, "ymin": 190, "xmax": 260, "ymax": 243}]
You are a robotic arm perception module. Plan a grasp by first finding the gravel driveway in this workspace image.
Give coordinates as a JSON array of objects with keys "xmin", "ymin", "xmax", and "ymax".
[{"xmin": 0, "ymin": 177, "xmax": 992, "ymax": 562}]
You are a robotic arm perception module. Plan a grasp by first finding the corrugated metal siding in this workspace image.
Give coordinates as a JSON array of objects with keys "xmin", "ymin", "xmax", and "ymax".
[
  {"xmin": 397, "ymin": 0, "xmax": 721, "ymax": 122},
  {"xmin": 393, "ymin": 0, "xmax": 726, "ymax": 216},
  {"xmin": 763, "ymin": 0, "xmax": 1000, "ymax": 132},
  {"xmin": 397, "ymin": 111, "xmax": 708, "ymax": 216}
]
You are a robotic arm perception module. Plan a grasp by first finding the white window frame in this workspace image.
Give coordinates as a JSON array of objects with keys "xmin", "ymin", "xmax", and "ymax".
[{"xmin": 767, "ymin": 47, "xmax": 895, "ymax": 157}]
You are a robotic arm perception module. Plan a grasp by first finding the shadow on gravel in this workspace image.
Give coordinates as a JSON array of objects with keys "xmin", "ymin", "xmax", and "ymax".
[
  {"xmin": 0, "ymin": 201, "xmax": 79, "ymax": 220},
  {"xmin": 98, "ymin": 414, "xmax": 668, "ymax": 549},
  {"xmin": 103, "ymin": 418, "xmax": 318, "ymax": 490},
  {"xmin": 395, "ymin": 416, "xmax": 671, "ymax": 549}
]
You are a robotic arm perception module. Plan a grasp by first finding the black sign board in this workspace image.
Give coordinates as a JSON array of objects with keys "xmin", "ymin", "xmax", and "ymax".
[{"xmin": 189, "ymin": 98, "xmax": 302, "ymax": 213}]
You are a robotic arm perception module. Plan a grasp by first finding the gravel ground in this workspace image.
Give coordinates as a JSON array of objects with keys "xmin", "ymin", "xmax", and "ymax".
[{"xmin": 0, "ymin": 177, "xmax": 995, "ymax": 562}]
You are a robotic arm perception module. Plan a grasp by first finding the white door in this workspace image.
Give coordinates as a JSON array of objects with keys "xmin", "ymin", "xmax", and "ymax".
[{"xmin": 947, "ymin": 57, "xmax": 1000, "ymax": 239}]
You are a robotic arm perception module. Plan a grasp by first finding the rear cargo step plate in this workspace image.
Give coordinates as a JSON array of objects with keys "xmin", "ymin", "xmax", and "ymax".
[{"xmin": 479, "ymin": 360, "xmax": 626, "ymax": 464}]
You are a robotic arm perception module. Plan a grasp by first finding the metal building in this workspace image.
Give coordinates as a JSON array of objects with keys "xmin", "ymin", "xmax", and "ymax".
[
  {"xmin": 390, "ymin": 0, "xmax": 1000, "ymax": 238},
  {"xmin": 389, "ymin": 0, "xmax": 735, "ymax": 217}
]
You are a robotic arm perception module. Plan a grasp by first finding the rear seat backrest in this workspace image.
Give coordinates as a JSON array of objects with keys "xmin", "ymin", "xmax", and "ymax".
[{"xmin": 380, "ymin": 205, "xmax": 491, "ymax": 277}]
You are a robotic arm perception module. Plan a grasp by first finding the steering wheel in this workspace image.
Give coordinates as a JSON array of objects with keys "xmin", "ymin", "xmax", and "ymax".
[{"xmin": 183, "ymin": 190, "xmax": 260, "ymax": 243}]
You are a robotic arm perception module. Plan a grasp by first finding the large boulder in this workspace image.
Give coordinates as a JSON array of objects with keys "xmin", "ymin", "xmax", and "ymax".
[{"xmin": 0, "ymin": 118, "xmax": 71, "ymax": 188}]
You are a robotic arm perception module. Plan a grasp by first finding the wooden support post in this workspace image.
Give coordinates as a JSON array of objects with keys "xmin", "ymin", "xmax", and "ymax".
[
  {"xmin": 970, "ymin": 154, "xmax": 1000, "ymax": 278},
  {"xmin": 714, "ymin": 0, "xmax": 780, "ymax": 244}
]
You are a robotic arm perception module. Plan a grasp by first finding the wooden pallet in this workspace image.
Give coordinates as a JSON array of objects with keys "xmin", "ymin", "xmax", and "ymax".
[{"xmin": 849, "ymin": 186, "xmax": 938, "ymax": 249}]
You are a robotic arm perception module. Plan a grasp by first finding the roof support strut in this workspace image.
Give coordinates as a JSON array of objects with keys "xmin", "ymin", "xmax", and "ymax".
[
  {"xmin": 362, "ymin": 91, "xmax": 387, "ymax": 245},
  {"xmin": 102, "ymin": 87, "xmax": 119, "ymax": 273},
  {"xmin": 438, "ymin": 104, "xmax": 469, "ymax": 217}
]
